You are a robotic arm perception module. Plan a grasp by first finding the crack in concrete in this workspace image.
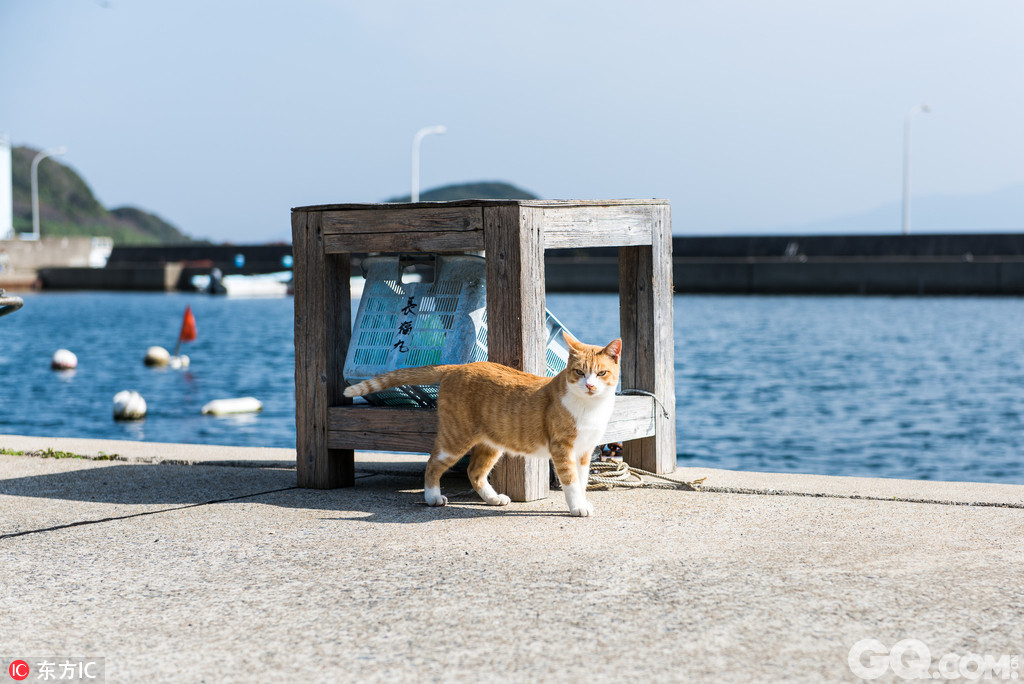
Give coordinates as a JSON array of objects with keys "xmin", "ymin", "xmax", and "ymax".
[
  {"xmin": 698, "ymin": 485, "xmax": 1024, "ymax": 509},
  {"xmin": 0, "ymin": 486, "xmax": 301, "ymax": 541}
]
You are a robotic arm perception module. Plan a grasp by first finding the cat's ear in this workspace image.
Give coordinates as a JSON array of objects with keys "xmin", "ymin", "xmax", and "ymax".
[
  {"xmin": 603, "ymin": 339, "xmax": 622, "ymax": 363},
  {"xmin": 562, "ymin": 330, "xmax": 584, "ymax": 352}
]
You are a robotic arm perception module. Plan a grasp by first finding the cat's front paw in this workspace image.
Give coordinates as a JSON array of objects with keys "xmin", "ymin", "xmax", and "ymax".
[
  {"xmin": 487, "ymin": 493, "xmax": 511, "ymax": 506},
  {"xmin": 425, "ymin": 490, "xmax": 448, "ymax": 507},
  {"xmin": 569, "ymin": 501, "xmax": 595, "ymax": 517}
]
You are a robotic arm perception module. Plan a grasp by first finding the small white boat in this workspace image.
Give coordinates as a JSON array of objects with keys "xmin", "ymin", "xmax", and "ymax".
[
  {"xmin": 191, "ymin": 270, "xmax": 292, "ymax": 297},
  {"xmin": 220, "ymin": 271, "xmax": 291, "ymax": 297}
]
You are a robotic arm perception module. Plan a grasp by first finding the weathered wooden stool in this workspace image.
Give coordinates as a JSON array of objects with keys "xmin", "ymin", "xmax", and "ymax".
[{"xmin": 291, "ymin": 199, "xmax": 675, "ymax": 501}]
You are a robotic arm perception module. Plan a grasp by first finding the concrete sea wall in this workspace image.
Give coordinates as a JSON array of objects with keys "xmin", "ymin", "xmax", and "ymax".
[
  {"xmin": 0, "ymin": 237, "xmax": 101, "ymax": 289},
  {"xmin": 17, "ymin": 233, "xmax": 1024, "ymax": 295},
  {"xmin": 548, "ymin": 233, "xmax": 1024, "ymax": 295}
]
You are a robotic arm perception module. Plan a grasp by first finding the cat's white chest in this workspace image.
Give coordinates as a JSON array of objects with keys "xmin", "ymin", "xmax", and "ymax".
[{"xmin": 560, "ymin": 392, "xmax": 615, "ymax": 455}]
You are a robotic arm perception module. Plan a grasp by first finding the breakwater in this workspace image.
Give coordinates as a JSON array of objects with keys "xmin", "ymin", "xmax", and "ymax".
[
  {"xmin": 37, "ymin": 244, "xmax": 294, "ymax": 291},
  {"xmin": 668, "ymin": 233, "xmax": 1024, "ymax": 295},
  {"xmin": 30, "ymin": 233, "xmax": 1024, "ymax": 294},
  {"xmin": 0, "ymin": 236, "xmax": 108, "ymax": 290},
  {"xmin": 552, "ymin": 233, "xmax": 1024, "ymax": 294}
]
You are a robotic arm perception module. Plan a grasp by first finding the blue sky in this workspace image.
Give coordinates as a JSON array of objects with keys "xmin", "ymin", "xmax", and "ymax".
[{"xmin": 2, "ymin": 0, "xmax": 1022, "ymax": 242}]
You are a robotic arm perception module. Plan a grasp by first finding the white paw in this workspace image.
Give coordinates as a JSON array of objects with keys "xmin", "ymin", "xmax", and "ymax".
[
  {"xmin": 487, "ymin": 494, "xmax": 511, "ymax": 506},
  {"xmin": 425, "ymin": 492, "xmax": 448, "ymax": 507},
  {"xmin": 569, "ymin": 501, "xmax": 595, "ymax": 517},
  {"xmin": 424, "ymin": 485, "xmax": 448, "ymax": 507}
]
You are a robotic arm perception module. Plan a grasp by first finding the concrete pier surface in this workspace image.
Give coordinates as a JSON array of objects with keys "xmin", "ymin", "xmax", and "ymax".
[{"xmin": 1, "ymin": 434, "xmax": 1021, "ymax": 683}]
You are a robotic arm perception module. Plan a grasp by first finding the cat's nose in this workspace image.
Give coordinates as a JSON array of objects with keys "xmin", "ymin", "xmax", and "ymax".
[{"xmin": 585, "ymin": 382, "xmax": 596, "ymax": 391}]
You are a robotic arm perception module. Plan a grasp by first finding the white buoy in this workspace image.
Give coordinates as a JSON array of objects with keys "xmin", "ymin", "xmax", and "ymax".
[
  {"xmin": 169, "ymin": 354, "xmax": 190, "ymax": 370},
  {"xmin": 144, "ymin": 346, "xmax": 171, "ymax": 367},
  {"xmin": 51, "ymin": 349, "xmax": 78, "ymax": 370},
  {"xmin": 201, "ymin": 397, "xmax": 263, "ymax": 415},
  {"xmin": 113, "ymin": 390, "xmax": 147, "ymax": 420}
]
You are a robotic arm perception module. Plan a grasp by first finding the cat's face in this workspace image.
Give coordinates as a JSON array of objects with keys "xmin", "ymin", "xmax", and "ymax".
[{"xmin": 562, "ymin": 332, "xmax": 622, "ymax": 400}]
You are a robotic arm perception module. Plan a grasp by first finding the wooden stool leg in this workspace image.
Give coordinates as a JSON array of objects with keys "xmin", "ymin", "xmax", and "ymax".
[
  {"xmin": 483, "ymin": 205, "xmax": 549, "ymax": 501},
  {"xmin": 293, "ymin": 211, "xmax": 354, "ymax": 488},
  {"xmin": 619, "ymin": 204, "xmax": 676, "ymax": 474}
]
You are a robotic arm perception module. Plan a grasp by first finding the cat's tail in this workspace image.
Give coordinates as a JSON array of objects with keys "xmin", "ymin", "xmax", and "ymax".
[{"xmin": 343, "ymin": 365, "xmax": 447, "ymax": 398}]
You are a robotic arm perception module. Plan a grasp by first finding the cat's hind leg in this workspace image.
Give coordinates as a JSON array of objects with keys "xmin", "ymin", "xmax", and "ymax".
[
  {"xmin": 424, "ymin": 447, "xmax": 466, "ymax": 507},
  {"xmin": 467, "ymin": 443, "xmax": 510, "ymax": 506}
]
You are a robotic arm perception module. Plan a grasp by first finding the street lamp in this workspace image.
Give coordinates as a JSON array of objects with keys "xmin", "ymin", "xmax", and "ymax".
[
  {"xmin": 29, "ymin": 146, "xmax": 67, "ymax": 240},
  {"xmin": 901, "ymin": 105, "xmax": 930, "ymax": 236},
  {"xmin": 411, "ymin": 125, "xmax": 446, "ymax": 202}
]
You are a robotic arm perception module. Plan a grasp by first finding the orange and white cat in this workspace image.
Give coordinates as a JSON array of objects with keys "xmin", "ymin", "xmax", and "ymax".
[{"xmin": 343, "ymin": 332, "xmax": 621, "ymax": 517}]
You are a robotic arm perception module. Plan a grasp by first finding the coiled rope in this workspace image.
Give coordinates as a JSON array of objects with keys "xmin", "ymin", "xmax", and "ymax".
[{"xmin": 586, "ymin": 459, "xmax": 706, "ymax": 492}]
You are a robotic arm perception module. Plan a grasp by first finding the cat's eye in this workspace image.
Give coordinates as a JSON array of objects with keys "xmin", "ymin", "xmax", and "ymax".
[
  {"xmin": 574, "ymin": 369, "xmax": 584, "ymax": 376},
  {"xmin": 597, "ymin": 371, "xmax": 608, "ymax": 376}
]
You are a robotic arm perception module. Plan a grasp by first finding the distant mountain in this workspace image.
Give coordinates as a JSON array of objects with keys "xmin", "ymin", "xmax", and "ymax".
[
  {"xmin": 11, "ymin": 146, "xmax": 195, "ymax": 245},
  {"xmin": 762, "ymin": 184, "xmax": 1024, "ymax": 235},
  {"xmin": 386, "ymin": 181, "xmax": 538, "ymax": 203}
]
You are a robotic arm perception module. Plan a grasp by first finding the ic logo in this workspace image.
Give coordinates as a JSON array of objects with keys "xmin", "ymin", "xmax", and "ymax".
[{"xmin": 8, "ymin": 660, "xmax": 30, "ymax": 681}]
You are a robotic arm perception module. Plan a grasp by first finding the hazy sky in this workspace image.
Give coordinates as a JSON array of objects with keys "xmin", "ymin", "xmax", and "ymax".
[{"xmin": 2, "ymin": 0, "xmax": 1022, "ymax": 242}]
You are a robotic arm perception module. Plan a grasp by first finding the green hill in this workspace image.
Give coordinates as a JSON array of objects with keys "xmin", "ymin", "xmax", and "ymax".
[
  {"xmin": 11, "ymin": 146, "xmax": 195, "ymax": 245},
  {"xmin": 386, "ymin": 181, "xmax": 538, "ymax": 203}
]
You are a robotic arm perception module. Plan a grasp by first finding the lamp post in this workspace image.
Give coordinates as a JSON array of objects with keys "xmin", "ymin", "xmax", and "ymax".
[
  {"xmin": 901, "ymin": 105, "xmax": 930, "ymax": 236},
  {"xmin": 411, "ymin": 125, "xmax": 446, "ymax": 202},
  {"xmin": 29, "ymin": 146, "xmax": 67, "ymax": 240}
]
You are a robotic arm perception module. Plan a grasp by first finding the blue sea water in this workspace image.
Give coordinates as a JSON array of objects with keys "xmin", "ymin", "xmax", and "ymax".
[{"xmin": 1, "ymin": 291, "xmax": 1022, "ymax": 484}]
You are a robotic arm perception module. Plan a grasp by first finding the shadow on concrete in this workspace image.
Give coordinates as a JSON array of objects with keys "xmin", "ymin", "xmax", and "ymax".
[
  {"xmin": 0, "ymin": 461, "xmax": 568, "ymax": 526},
  {"xmin": 0, "ymin": 461, "xmax": 296, "ymax": 506},
  {"xmin": 276, "ymin": 485, "xmax": 564, "ymax": 525}
]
